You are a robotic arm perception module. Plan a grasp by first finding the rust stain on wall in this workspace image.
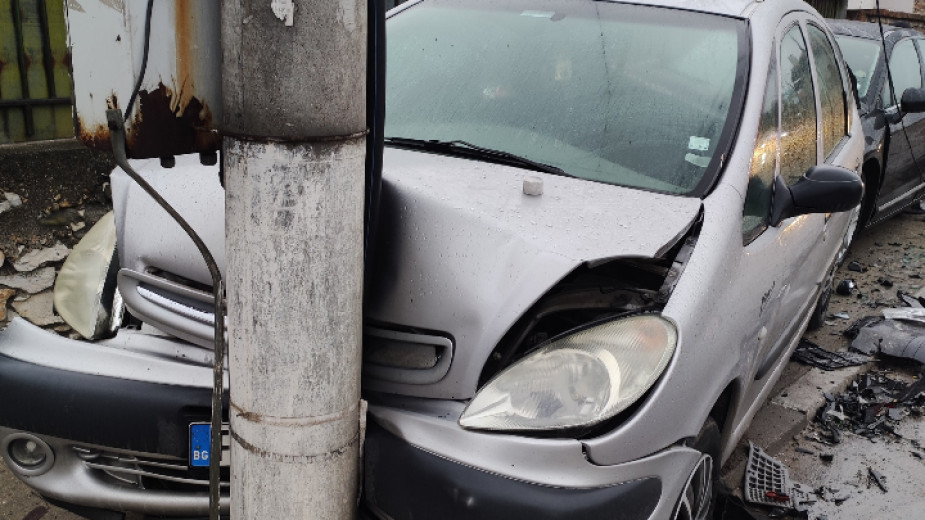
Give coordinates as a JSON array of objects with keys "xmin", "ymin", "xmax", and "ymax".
[
  {"xmin": 128, "ymin": 82, "xmax": 220, "ymax": 159},
  {"xmin": 175, "ymin": 0, "xmax": 194, "ymax": 103},
  {"xmin": 75, "ymin": 94, "xmax": 120, "ymax": 151}
]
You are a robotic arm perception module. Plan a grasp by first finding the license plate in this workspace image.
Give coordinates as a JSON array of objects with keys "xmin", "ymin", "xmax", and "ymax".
[{"xmin": 189, "ymin": 423, "xmax": 211, "ymax": 467}]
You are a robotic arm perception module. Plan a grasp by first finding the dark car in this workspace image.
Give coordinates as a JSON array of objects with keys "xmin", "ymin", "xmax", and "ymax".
[{"xmin": 829, "ymin": 19, "xmax": 925, "ymax": 228}]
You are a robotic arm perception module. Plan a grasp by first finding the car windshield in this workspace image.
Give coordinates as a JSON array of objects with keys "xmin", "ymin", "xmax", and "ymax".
[
  {"xmin": 834, "ymin": 35, "xmax": 882, "ymax": 98},
  {"xmin": 385, "ymin": 0, "xmax": 746, "ymax": 195}
]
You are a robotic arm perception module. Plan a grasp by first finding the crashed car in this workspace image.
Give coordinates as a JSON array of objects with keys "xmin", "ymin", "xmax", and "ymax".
[
  {"xmin": 828, "ymin": 19, "xmax": 925, "ymax": 228},
  {"xmin": 0, "ymin": 0, "xmax": 864, "ymax": 519}
]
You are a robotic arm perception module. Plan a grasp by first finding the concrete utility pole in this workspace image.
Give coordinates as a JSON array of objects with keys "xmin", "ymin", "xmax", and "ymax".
[{"xmin": 221, "ymin": 1, "xmax": 366, "ymax": 518}]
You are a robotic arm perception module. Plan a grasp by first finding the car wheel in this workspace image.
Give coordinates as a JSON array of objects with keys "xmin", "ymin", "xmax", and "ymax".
[{"xmin": 672, "ymin": 418, "xmax": 721, "ymax": 520}]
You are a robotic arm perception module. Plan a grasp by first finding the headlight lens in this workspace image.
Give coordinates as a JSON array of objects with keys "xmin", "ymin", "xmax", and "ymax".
[
  {"xmin": 53, "ymin": 211, "xmax": 122, "ymax": 339},
  {"xmin": 459, "ymin": 315, "xmax": 677, "ymax": 432}
]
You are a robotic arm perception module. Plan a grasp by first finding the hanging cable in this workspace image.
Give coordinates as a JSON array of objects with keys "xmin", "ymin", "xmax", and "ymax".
[
  {"xmin": 123, "ymin": 0, "xmax": 154, "ymax": 122},
  {"xmin": 106, "ymin": 109, "xmax": 227, "ymax": 520}
]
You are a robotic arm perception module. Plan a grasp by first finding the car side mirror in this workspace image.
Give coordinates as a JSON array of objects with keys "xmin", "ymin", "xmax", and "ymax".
[
  {"xmin": 770, "ymin": 165, "xmax": 863, "ymax": 226},
  {"xmin": 901, "ymin": 87, "xmax": 925, "ymax": 114}
]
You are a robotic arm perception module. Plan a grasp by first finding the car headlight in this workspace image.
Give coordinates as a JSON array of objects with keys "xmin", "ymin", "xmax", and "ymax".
[
  {"xmin": 459, "ymin": 314, "xmax": 677, "ymax": 432},
  {"xmin": 53, "ymin": 211, "xmax": 123, "ymax": 339}
]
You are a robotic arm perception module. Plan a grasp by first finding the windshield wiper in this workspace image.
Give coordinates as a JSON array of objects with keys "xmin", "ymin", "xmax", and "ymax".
[{"xmin": 384, "ymin": 137, "xmax": 570, "ymax": 177}]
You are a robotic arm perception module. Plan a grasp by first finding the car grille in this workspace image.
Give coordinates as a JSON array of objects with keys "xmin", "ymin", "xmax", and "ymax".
[
  {"xmin": 119, "ymin": 267, "xmax": 222, "ymax": 348},
  {"xmin": 73, "ymin": 425, "xmax": 230, "ymax": 491}
]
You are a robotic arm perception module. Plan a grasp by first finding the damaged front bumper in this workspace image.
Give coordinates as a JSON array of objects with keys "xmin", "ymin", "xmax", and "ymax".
[
  {"xmin": 0, "ymin": 318, "xmax": 229, "ymax": 517},
  {"xmin": 362, "ymin": 399, "xmax": 702, "ymax": 520},
  {"xmin": 1, "ymin": 318, "xmax": 695, "ymax": 519}
]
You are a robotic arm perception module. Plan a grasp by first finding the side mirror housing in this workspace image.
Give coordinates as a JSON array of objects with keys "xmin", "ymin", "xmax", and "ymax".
[
  {"xmin": 770, "ymin": 165, "xmax": 863, "ymax": 226},
  {"xmin": 901, "ymin": 87, "xmax": 925, "ymax": 114}
]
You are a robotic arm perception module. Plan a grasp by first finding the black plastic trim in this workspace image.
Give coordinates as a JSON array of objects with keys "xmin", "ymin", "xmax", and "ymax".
[
  {"xmin": 0, "ymin": 354, "xmax": 226, "ymax": 458},
  {"xmin": 363, "ymin": 420, "xmax": 661, "ymax": 520}
]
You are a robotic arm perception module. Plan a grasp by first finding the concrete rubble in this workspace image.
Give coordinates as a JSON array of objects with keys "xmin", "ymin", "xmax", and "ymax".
[
  {"xmin": 0, "ymin": 266, "xmax": 56, "ymax": 294},
  {"xmin": 11, "ymin": 290, "xmax": 62, "ymax": 326},
  {"xmin": 12, "ymin": 242, "xmax": 70, "ymax": 272}
]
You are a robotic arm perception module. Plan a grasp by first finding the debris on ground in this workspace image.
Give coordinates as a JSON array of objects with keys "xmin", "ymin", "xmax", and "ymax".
[
  {"xmin": 815, "ymin": 369, "xmax": 925, "ymax": 443},
  {"xmin": 836, "ymin": 279, "xmax": 856, "ymax": 295},
  {"xmin": 744, "ymin": 442, "xmax": 812, "ymax": 516},
  {"xmin": 867, "ymin": 467, "xmax": 888, "ymax": 493},
  {"xmin": 843, "ymin": 316, "xmax": 883, "ymax": 339},
  {"xmin": 791, "ymin": 339, "xmax": 871, "ymax": 371},
  {"xmin": 847, "ymin": 261, "xmax": 866, "ymax": 272},
  {"xmin": 851, "ymin": 320, "xmax": 925, "ymax": 364}
]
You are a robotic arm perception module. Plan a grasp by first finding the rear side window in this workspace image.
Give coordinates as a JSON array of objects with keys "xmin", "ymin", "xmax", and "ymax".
[
  {"xmin": 779, "ymin": 25, "xmax": 817, "ymax": 185},
  {"xmin": 883, "ymin": 39, "xmax": 923, "ymax": 106},
  {"xmin": 808, "ymin": 25, "xmax": 846, "ymax": 160}
]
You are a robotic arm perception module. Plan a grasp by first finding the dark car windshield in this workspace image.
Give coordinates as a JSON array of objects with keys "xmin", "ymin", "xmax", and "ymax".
[
  {"xmin": 834, "ymin": 35, "xmax": 882, "ymax": 99},
  {"xmin": 385, "ymin": 0, "xmax": 747, "ymax": 195}
]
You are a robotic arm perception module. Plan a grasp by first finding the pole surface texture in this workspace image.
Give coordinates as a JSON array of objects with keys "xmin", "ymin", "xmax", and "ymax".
[{"xmin": 221, "ymin": 1, "xmax": 366, "ymax": 517}]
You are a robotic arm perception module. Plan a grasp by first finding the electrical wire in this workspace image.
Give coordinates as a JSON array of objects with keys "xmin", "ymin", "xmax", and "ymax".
[
  {"xmin": 111, "ymin": 1, "xmax": 224, "ymax": 515},
  {"xmin": 123, "ymin": 0, "xmax": 154, "ymax": 122}
]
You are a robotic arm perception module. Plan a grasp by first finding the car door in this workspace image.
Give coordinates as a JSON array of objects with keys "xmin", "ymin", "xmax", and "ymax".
[
  {"xmin": 908, "ymin": 38, "xmax": 925, "ymax": 173},
  {"xmin": 876, "ymin": 37, "xmax": 925, "ymax": 210},
  {"xmin": 740, "ymin": 18, "xmax": 851, "ymax": 383}
]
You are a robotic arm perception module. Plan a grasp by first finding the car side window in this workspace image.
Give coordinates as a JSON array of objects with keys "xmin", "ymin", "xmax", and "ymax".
[
  {"xmin": 743, "ymin": 58, "xmax": 778, "ymax": 243},
  {"xmin": 779, "ymin": 25, "xmax": 817, "ymax": 185},
  {"xmin": 883, "ymin": 39, "xmax": 923, "ymax": 107},
  {"xmin": 807, "ymin": 25, "xmax": 847, "ymax": 160}
]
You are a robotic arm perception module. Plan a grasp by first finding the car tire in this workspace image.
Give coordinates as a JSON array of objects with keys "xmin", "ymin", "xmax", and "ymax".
[{"xmin": 672, "ymin": 418, "xmax": 721, "ymax": 520}]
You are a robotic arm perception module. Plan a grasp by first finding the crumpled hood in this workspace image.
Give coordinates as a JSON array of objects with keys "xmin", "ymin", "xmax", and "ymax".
[
  {"xmin": 111, "ymin": 149, "xmax": 702, "ymax": 397},
  {"xmin": 366, "ymin": 148, "xmax": 702, "ymax": 398}
]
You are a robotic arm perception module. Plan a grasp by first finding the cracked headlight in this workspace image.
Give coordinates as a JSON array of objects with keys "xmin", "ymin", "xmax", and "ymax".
[
  {"xmin": 53, "ymin": 211, "xmax": 123, "ymax": 339},
  {"xmin": 459, "ymin": 315, "xmax": 677, "ymax": 432}
]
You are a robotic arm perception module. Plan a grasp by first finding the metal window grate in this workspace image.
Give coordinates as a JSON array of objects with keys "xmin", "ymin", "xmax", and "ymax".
[{"xmin": 0, "ymin": 0, "xmax": 73, "ymax": 143}]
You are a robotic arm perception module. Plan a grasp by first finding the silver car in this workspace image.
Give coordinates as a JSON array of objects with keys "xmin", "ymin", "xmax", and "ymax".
[{"xmin": 0, "ymin": 0, "xmax": 863, "ymax": 519}]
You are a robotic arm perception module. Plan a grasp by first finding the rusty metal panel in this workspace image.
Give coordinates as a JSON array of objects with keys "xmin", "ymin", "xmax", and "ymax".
[{"xmin": 66, "ymin": 0, "xmax": 221, "ymax": 158}]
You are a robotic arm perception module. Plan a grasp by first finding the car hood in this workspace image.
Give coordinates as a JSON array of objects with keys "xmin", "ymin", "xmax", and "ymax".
[
  {"xmin": 365, "ymin": 148, "xmax": 701, "ymax": 398},
  {"xmin": 112, "ymin": 149, "xmax": 702, "ymax": 397}
]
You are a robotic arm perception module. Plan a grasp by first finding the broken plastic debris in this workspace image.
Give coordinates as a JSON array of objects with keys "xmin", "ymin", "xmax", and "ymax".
[
  {"xmin": 791, "ymin": 339, "xmax": 870, "ymax": 370},
  {"xmin": 851, "ymin": 319, "xmax": 925, "ymax": 364},
  {"xmin": 843, "ymin": 316, "xmax": 883, "ymax": 339},
  {"xmin": 847, "ymin": 261, "xmax": 865, "ymax": 272},
  {"xmin": 836, "ymin": 279, "xmax": 856, "ymax": 295},
  {"xmin": 882, "ymin": 307, "xmax": 925, "ymax": 324},
  {"xmin": 830, "ymin": 312, "xmax": 851, "ymax": 320},
  {"xmin": 743, "ymin": 443, "xmax": 811, "ymax": 511},
  {"xmin": 867, "ymin": 467, "xmax": 888, "ymax": 492}
]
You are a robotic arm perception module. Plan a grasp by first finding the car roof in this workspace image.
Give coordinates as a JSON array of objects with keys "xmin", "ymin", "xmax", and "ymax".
[
  {"xmin": 615, "ymin": 0, "xmax": 754, "ymax": 17},
  {"xmin": 826, "ymin": 18, "xmax": 921, "ymax": 42}
]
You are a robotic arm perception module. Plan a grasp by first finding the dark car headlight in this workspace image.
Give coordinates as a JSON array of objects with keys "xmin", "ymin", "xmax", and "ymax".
[
  {"xmin": 459, "ymin": 315, "xmax": 677, "ymax": 432},
  {"xmin": 53, "ymin": 211, "xmax": 123, "ymax": 339}
]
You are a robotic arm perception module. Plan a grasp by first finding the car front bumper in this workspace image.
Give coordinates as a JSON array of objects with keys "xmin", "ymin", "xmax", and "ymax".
[
  {"xmin": 0, "ymin": 318, "xmax": 228, "ymax": 516},
  {"xmin": 1, "ymin": 318, "xmax": 698, "ymax": 519},
  {"xmin": 363, "ymin": 399, "xmax": 704, "ymax": 520}
]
